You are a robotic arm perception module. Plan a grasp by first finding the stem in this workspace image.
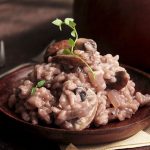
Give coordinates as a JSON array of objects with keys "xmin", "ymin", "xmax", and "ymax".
[
  {"xmin": 74, "ymin": 28, "xmax": 78, "ymax": 40},
  {"xmin": 74, "ymin": 54, "xmax": 95, "ymax": 79},
  {"xmin": 68, "ymin": 25, "xmax": 95, "ymax": 79},
  {"xmin": 70, "ymin": 26, "xmax": 78, "ymax": 53},
  {"xmin": 71, "ymin": 46, "xmax": 74, "ymax": 53}
]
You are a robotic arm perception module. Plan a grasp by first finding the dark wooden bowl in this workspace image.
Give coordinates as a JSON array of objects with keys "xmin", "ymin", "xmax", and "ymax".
[{"xmin": 0, "ymin": 64, "xmax": 150, "ymax": 145}]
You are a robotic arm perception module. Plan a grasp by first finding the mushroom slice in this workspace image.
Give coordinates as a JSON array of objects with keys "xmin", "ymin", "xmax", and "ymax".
[
  {"xmin": 75, "ymin": 38, "xmax": 89, "ymax": 50},
  {"xmin": 44, "ymin": 40, "xmax": 70, "ymax": 62},
  {"xmin": 54, "ymin": 89, "xmax": 98, "ymax": 131},
  {"xmin": 71, "ymin": 101, "xmax": 98, "ymax": 131},
  {"xmin": 44, "ymin": 38, "xmax": 97, "ymax": 62},
  {"xmin": 106, "ymin": 71, "xmax": 129, "ymax": 90},
  {"xmin": 52, "ymin": 55, "xmax": 86, "ymax": 67},
  {"xmin": 75, "ymin": 38, "xmax": 97, "ymax": 51}
]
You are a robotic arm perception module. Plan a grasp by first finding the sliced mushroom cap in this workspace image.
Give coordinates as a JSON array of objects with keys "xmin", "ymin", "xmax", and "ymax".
[
  {"xmin": 75, "ymin": 38, "xmax": 97, "ymax": 51},
  {"xmin": 106, "ymin": 71, "xmax": 129, "ymax": 90},
  {"xmin": 44, "ymin": 38, "xmax": 97, "ymax": 63},
  {"xmin": 44, "ymin": 40, "xmax": 70, "ymax": 62},
  {"xmin": 60, "ymin": 89, "xmax": 98, "ymax": 131},
  {"xmin": 73, "ymin": 102, "xmax": 98, "ymax": 130},
  {"xmin": 52, "ymin": 55, "xmax": 86, "ymax": 67},
  {"xmin": 74, "ymin": 87, "xmax": 87, "ymax": 101},
  {"xmin": 75, "ymin": 38, "xmax": 89, "ymax": 50}
]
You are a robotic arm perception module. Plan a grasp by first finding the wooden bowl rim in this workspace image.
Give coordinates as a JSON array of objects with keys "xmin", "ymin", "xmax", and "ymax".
[{"xmin": 0, "ymin": 63, "xmax": 150, "ymax": 135}]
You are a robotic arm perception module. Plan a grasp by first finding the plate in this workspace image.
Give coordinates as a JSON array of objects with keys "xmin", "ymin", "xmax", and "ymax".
[{"xmin": 0, "ymin": 64, "xmax": 150, "ymax": 145}]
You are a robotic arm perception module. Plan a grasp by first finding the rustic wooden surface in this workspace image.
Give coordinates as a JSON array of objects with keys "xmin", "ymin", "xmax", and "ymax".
[
  {"xmin": 0, "ymin": 0, "xmax": 149, "ymax": 150},
  {"xmin": 0, "ymin": 0, "xmax": 73, "ymax": 74}
]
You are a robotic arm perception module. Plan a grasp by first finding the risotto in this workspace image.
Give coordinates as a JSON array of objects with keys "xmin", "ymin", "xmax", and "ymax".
[{"xmin": 8, "ymin": 38, "xmax": 150, "ymax": 130}]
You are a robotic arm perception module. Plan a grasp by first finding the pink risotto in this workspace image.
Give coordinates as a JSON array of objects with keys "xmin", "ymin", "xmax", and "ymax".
[{"xmin": 8, "ymin": 38, "xmax": 150, "ymax": 130}]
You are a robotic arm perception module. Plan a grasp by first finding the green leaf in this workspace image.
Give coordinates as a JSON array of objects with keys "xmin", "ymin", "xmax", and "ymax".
[
  {"xmin": 63, "ymin": 49, "xmax": 71, "ymax": 55},
  {"xmin": 64, "ymin": 18, "xmax": 74, "ymax": 26},
  {"xmin": 71, "ymin": 30, "xmax": 76, "ymax": 37},
  {"xmin": 52, "ymin": 19, "xmax": 62, "ymax": 27},
  {"xmin": 31, "ymin": 87, "xmax": 36, "ymax": 95},
  {"xmin": 68, "ymin": 38, "xmax": 75, "ymax": 47},
  {"xmin": 69, "ymin": 21, "xmax": 76, "ymax": 28},
  {"xmin": 37, "ymin": 80, "xmax": 46, "ymax": 88}
]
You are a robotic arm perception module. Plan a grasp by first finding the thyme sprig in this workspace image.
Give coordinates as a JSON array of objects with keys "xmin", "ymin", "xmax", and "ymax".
[{"xmin": 52, "ymin": 18, "xmax": 95, "ymax": 78}]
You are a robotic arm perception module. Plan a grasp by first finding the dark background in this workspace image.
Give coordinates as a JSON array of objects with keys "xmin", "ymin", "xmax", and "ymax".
[{"xmin": 74, "ymin": 0, "xmax": 150, "ymax": 73}]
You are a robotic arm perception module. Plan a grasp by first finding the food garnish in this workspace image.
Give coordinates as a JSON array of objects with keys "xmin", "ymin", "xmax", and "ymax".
[
  {"xmin": 52, "ymin": 18, "xmax": 95, "ymax": 78},
  {"xmin": 31, "ymin": 80, "xmax": 46, "ymax": 95},
  {"xmin": 7, "ymin": 17, "xmax": 150, "ymax": 131}
]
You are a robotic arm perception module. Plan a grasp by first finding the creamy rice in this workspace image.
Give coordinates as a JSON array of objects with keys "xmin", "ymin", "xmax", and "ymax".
[{"xmin": 8, "ymin": 38, "xmax": 150, "ymax": 130}]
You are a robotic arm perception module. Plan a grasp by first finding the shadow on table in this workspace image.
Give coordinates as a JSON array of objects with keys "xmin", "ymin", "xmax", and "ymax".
[{"xmin": 0, "ymin": 114, "xmax": 60, "ymax": 150}]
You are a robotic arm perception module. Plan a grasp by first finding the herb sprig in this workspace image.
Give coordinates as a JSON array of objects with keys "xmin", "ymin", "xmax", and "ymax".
[
  {"xmin": 52, "ymin": 18, "xmax": 78, "ymax": 54},
  {"xmin": 52, "ymin": 18, "xmax": 95, "ymax": 78},
  {"xmin": 31, "ymin": 80, "xmax": 46, "ymax": 95}
]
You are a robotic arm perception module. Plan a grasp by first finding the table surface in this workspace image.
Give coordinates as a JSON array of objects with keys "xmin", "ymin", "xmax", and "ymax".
[
  {"xmin": 0, "ymin": 0, "xmax": 73, "ymax": 74},
  {"xmin": 0, "ymin": 0, "xmax": 149, "ymax": 150}
]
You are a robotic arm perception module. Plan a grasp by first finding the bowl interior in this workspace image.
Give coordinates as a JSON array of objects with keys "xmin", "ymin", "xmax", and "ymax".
[{"xmin": 0, "ymin": 64, "xmax": 150, "ymax": 145}]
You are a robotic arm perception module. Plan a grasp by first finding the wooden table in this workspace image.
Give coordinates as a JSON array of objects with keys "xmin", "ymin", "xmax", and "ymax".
[
  {"xmin": 0, "ymin": 0, "xmax": 73, "ymax": 74},
  {"xmin": 0, "ymin": 0, "xmax": 149, "ymax": 150}
]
